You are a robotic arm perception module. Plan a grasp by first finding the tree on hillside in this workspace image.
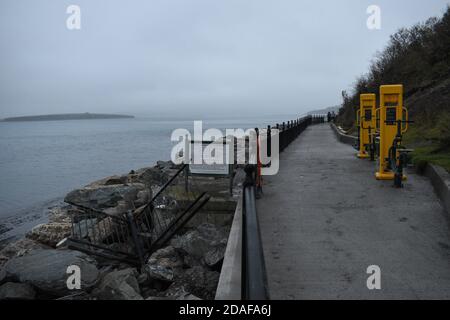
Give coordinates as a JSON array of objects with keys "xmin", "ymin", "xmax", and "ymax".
[{"xmin": 336, "ymin": 6, "xmax": 450, "ymax": 130}]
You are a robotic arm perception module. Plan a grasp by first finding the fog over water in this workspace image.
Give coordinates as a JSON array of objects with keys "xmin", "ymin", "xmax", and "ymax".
[{"xmin": 0, "ymin": 115, "xmax": 294, "ymax": 243}]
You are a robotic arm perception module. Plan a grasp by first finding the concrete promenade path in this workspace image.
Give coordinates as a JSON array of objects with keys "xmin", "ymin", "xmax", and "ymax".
[{"xmin": 257, "ymin": 123, "xmax": 450, "ymax": 299}]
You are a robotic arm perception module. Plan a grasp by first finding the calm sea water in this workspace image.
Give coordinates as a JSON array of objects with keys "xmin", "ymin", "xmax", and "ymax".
[{"xmin": 0, "ymin": 115, "xmax": 297, "ymax": 242}]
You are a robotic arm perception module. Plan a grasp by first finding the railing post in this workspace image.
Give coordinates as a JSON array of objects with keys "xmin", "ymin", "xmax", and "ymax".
[
  {"xmin": 244, "ymin": 164, "xmax": 256, "ymax": 187},
  {"xmin": 127, "ymin": 210, "xmax": 145, "ymax": 267},
  {"xmin": 289, "ymin": 120, "xmax": 293, "ymax": 143},
  {"xmin": 184, "ymin": 164, "xmax": 189, "ymax": 192},
  {"xmin": 254, "ymin": 128, "xmax": 262, "ymax": 199}
]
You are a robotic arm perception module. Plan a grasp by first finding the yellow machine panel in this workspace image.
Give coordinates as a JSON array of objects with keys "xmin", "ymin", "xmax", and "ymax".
[
  {"xmin": 357, "ymin": 94, "xmax": 376, "ymax": 159},
  {"xmin": 376, "ymin": 84, "xmax": 406, "ymax": 180}
]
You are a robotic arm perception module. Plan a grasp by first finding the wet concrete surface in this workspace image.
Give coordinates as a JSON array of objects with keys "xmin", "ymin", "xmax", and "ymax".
[{"xmin": 257, "ymin": 124, "xmax": 450, "ymax": 299}]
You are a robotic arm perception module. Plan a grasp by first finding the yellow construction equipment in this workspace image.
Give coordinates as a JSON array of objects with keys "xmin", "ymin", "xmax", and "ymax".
[
  {"xmin": 357, "ymin": 94, "xmax": 376, "ymax": 159},
  {"xmin": 375, "ymin": 84, "xmax": 413, "ymax": 187}
]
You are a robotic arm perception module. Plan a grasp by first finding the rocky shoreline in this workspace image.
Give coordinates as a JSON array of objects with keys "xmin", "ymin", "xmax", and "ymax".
[
  {"xmin": 0, "ymin": 199, "xmax": 65, "ymax": 249},
  {"xmin": 0, "ymin": 161, "xmax": 234, "ymax": 300}
]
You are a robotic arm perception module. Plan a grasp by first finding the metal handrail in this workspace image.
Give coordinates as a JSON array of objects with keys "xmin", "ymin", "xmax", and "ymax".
[{"xmin": 242, "ymin": 165, "xmax": 269, "ymax": 300}]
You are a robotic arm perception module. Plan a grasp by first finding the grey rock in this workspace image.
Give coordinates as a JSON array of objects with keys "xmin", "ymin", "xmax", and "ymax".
[
  {"xmin": 0, "ymin": 255, "xmax": 8, "ymax": 268},
  {"xmin": 87, "ymin": 175, "xmax": 128, "ymax": 187},
  {"xmin": 0, "ymin": 282, "xmax": 36, "ymax": 300},
  {"xmin": 64, "ymin": 183, "xmax": 146, "ymax": 210},
  {"xmin": 147, "ymin": 246, "xmax": 184, "ymax": 270},
  {"xmin": 0, "ymin": 249, "xmax": 99, "ymax": 296},
  {"xmin": 26, "ymin": 222, "xmax": 72, "ymax": 248},
  {"xmin": 103, "ymin": 176, "xmax": 128, "ymax": 186},
  {"xmin": 93, "ymin": 268, "xmax": 143, "ymax": 300},
  {"xmin": 170, "ymin": 230, "xmax": 208, "ymax": 259},
  {"xmin": 171, "ymin": 223, "xmax": 228, "ymax": 267},
  {"xmin": 137, "ymin": 273, "xmax": 149, "ymax": 286},
  {"xmin": 135, "ymin": 189, "xmax": 151, "ymax": 208},
  {"xmin": 178, "ymin": 293, "xmax": 202, "ymax": 300},
  {"xmin": 156, "ymin": 160, "xmax": 177, "ymax": 170},
  {"xmin": 0, "ymin": 238, "xmax": 50, "ymax": 267},
  {"xmin": 48, "ymin": 207, "xmax": 72, "ymax": 224},
  {"xmin": 102, "ymin": 201, "xmax": 131, "ymax": 216},
  {"xmin": 151, "ymin": 283, "xmax": 202, "ymax": 300},
  {"xmin": 204, "ymin": 243, "xmax": 227, "ymax": 269},
  {"xmin": 145, "ymin": 296, "xmax": 175, "ymax": 300},
  {"xmin": 183, "ymin": 254, "xmax": 203, "ymax": 268},
  {"xmin": 140, "ymin": 287, "xmax": 159, "ymax": 299},
  {"xmin": 144, "ymin": 246, "xmax": 184, "ymax": 283},
  {"xmin": 56, "ymin": 291, "xmax": 92, "ymax": 300},
  {"xmin": 176, "ymin": 266, "xmax": 219, "ymax": 300},
  {"xmin": 197, "ymin": 223, "xmax": 229, "ymax": 242},
  {"xmin": 160, "ymin": 283, "xmax": 187, "ymax": 299},
  {"xmin": 131, "ymin": 167, "xmax": 169, "ymax": 187},
  {"xmin": 145, "ymin": 265, "xmax": 174, "ymax": 282}
]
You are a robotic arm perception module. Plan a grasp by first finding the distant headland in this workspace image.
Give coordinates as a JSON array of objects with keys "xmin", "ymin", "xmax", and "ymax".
[{"xmin": 1, "ymin": 113, "xmax": 135, "ymax": 122}]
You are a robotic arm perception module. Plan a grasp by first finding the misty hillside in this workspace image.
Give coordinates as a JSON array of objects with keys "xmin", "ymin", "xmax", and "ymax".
[
  {"xmin": 336, "ymin": 6, "xmax": 450, "ymax": 170},
  {"xmin": 307, "ymin": 105, "xmax": 340, "ymax": 115}
]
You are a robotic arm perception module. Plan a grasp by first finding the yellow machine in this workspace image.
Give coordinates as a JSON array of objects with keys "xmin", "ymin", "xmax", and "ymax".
[
  {"xmin": 357, "ymin": 94, "xmax": 376, "ymax": 159},
  {"xmin": 375, "ymin": 84, "xmax": 411, "ymax": 186}
]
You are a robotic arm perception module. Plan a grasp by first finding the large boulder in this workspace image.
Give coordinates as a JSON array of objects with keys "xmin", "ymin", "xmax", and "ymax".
[
  {"xmin": 56, "ymin": 291, "xmax": 92, "ymax": 300},
  {"xmin": 148, "ymin": 283, "xmax": 201, "ymax": 300},
  {"xmin": 142, "ymin": 246, "xmax": 184, "ymax": 284},
  {"xmin": 102, "ymin": 200, "xmax": 131, "ymax": 216},
  {"xmin": 144, "ymin": 265, "xmax": 174, "ymax": 283},
  {"xmin": 86, "ymin": 172, "xmax": 143, "ymax": 188},
  {"xmin": 156, "ymin": 160, "xmax": 177, "ymax": 170},
  {"xmin": 147, "ymin": 246, "xmax": 184, "ymax": 270},
  {"xmin": 177, "ymin": 266, "xmax": 219, "ymax": 300},
  {"xmin": 177, "ymin": 293, "xmax": 202, "ymax": 300},
  {"xmin": 92, "ymin": 268, "xmax": 143, "ymax": 300},
  {"xmin": 0, "ymin": 255, "xmax": 7, "ymax": 268},
  {"xmin": 204, "ymin": 244, "xmax": 227, "ymax": 269},
  {"xmin": 0, "ymin": 249, "xmax": 99, "ymax": 296},
  {"xmin": 25, "ymin": 206, "xmax": 76, "ymax": 248},
  {"xmin": 0, "ymin": 282, "xmax": 36, "ymax": 300},
  {"xmin": 26, "ymin": 223, "xmax": 72, "ymax": 248},
  {"xmin": 170, "ymin": 223, "xmax": 228, "ymax": 268},
  {"xmin": 134, "ymin": 189, "xmax": 152, "ymax": 208},
  {"xmin": 130, "ymin": 167, "xmax": 169, "ymax": 187},
  {"xmin": 0, "ymin": 238, "xmax": 50, "ymax": 267},
  {"xmin": 64, "ymin": 183, "xmax": 147, "ymax": 211},
  {"xmin": 89, "ymin": 175, "xmax": 129, "ymax": 187},
  {"xmin": 48, "ymin": 206, "xmax": 72, "ymax": 224}
]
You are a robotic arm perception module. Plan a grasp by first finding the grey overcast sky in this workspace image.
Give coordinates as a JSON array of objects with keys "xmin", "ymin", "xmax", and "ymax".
[{"xmin": 0, "ymin": 0, "xmax": 448, "ymax": 118}]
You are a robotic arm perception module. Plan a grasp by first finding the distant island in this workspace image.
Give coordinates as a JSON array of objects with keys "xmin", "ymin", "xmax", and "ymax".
[{"xmin": 1, "ymin": 113, "xmax": 135, "ymax": 122}]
